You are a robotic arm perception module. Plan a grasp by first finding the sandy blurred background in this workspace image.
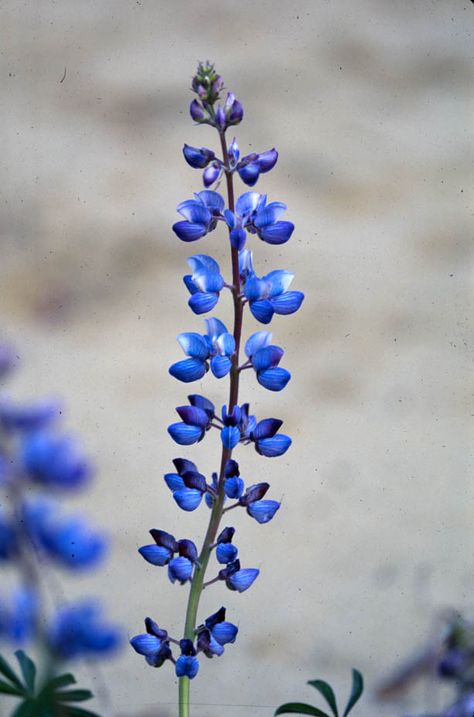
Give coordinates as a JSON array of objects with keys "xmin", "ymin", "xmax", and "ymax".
[{"xmin": 1, "ymin": 1, "xmax": 472, "ymax": 715}]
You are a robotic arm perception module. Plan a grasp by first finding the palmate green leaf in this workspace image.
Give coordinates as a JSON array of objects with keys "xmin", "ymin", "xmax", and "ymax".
[
  {"xmin": 45, "ymin": 673, "xmax": 77, "ymax": 691},
  {"xmin": 275, "ymin": 703, "xmax": 331, "ymax": 717},
  {"xmin": 0, "ymin": 653, "xmax": 24, "ymax": 689},
  {"xmin": 342, "ymin": 670, "xmax": 364, "ymax": 717},
  {"xmin": 60, "ymin": 706, "xmax": 102, "ymax": 717},
  {"xmin": 15, "ymin": 651, "xmax": 36, "ymax": 694},
  {"xmin": 10, "ymin": 700, "xmax": 37, "ymax": 717},
  {"xmin": 307, "ymin": 680, "xmax": 338, "ymax": 717},
  {"xmin": 56, "ymin": 689, "xmax": 94, "ymax": 703},
  {"xmin": 0, "ymin": 678, "xmax": 26, "ymax": 696}
]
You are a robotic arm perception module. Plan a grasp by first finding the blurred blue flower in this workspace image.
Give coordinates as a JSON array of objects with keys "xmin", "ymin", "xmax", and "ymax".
[
  {"xmin": 21, "ymin": 431, "xmax": 93, "ymax": 490},
  {"xmin": 0, "ymin": 586, "xmax": 38, "ymax": 645},
  {"xmin": 48, "ymin": 599, "xmax": 121, "ymax": 659}
]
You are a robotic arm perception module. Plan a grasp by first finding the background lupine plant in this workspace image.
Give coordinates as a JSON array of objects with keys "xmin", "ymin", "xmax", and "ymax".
[
  {"xmin": 0, "ymin": 343, "xmax": 121, "ymax": 717},
  {"xmin": 130, "ymin": 62, "xmax": 304, "ymax": 717}
]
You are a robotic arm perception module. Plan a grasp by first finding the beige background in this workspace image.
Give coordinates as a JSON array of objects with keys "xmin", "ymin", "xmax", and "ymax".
[{"xmin": 1, "ymin": 1, "xmax": 472, "ymax": 716}]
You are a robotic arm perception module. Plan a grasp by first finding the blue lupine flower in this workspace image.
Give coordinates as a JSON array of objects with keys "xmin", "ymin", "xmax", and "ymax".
[
  {"xmin": 168, "ymin": 556, "xmax": 193, "ymax": 584},
  {"xmin": 48, "ymin": 599, "xmax": 121, "ymax": 659},
  {"xmin": 173, "ymin": 191, "xmax": 224, "ymax": 242},
  {"xmin": 219, "ymin": 560, "xmax": 259, "ymax": 593},
  {"xmin": 245, "ymin": 331, "xmax": 291, "ymax": 391},
  {"xmin": 22, "ymin": 497, "xmax": 106, "ymax": 570},
  {"xmin": 224, "ymin": 192, "xmax": 294, "ymax": 247},
  {"xmin": 197, "ymin": 607, "xmax": 238, "ymax": 658},
  {"xmin": 130, "ymin": 617, "xmax": 171, "ymax": 667},
  {"xmin": 176, "ymin": 638, "xmax": 199, "ymax": 679},
  {"xmin": 240, "ymin": 250, "xmax": 304, "ymax": 324},
  {"xmin": 220, "ymin": 404, "xmax": 243, "ymax": 449},
  {"xmin": 183, "ymin": 255, "xmax": 225, "ymax": 315},
  {"xmin": 169, "ymin": 319, "xmax": 235, "ymax": 384},
  {"xmin": 0, "ymin": 586, "xmax": 38, "ymax": 644},
  {"xmin": 21, "ymin": 431, "xmax": 93, "ymax": 490},
  {"xmin": 0, "ymin": 397, "xmax": 61, "ymax": 432},
  {"xmin": 0, "ymin": 509, "xmax": 17, "ymax": 560},
  {"xmin": 141, "ymin": 528, "xmax": 178, "ymax": 565},
  {"xmin": 168, "ymin": 395, "xmax": 215, "ymax": 445},
  {"xmin": 164, "ymin": 458, "xmax": 207, "ymax": 512},
  {"xmin": 236, "ymin": 148, "xmax": 278, "ymax": 187},
  {"xmin": 251, "ymin": 418, "xmax": 292, "ymax": 458},
  {"xmin": 247, "ymin": 500, "xmax": 280, "ymax": 524}
]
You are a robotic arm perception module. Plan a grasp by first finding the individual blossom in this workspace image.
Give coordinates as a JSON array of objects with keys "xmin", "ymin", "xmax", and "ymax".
[
  {"xmin": 176, "ymin": 639, "xmax": 199, "ymax": 679},
  {"xmin": 172, "ymin": 191, "xmax": 224, "ymax": 242},
  {"xmin": 218, "ymin": 559, "xmax": 259, "ymax": 593},
  {"xmin": 130, "ymin": 617, "xmax": 172, "ymax": 668},
  {"xmin": 197, "ymin": 607, "xmax": 238, "ymax": 657},
  {"xmin": 168, "ymin": 395, "xmax": 215, "ymax": 445},
  {"xmin": 48, "ymin": 599, "xmax": 121, "ymax": 659},
  {"xmin": 250, "ymin": 418, "xmax": 292, "ymax": 458},
  {"xmin": 164, "ymin": 458, "xmax": 208, "ymax": 512},
  {"xmin": 244, "ymin": 331, "xmax": 291, "ymax": 392},
  {"xmin": 240, "ymin": 249, "xmax": 304, "ymax": 324},
  {"xmin": 139, "ymin": 529, "xmax": 178, "ymax": 567},
  {"xmin": 183, "ymin": 255, "xmax": 225, "ymax": 314},
  {"xmin": 169, "ymin": 318, "xmax": 235, "ymax": 384},
  {"xmin": 224, "ymin": 192, "xmax": 294, "ymax": 249}
]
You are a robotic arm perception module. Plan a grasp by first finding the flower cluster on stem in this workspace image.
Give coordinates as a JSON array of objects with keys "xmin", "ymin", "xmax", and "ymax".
[{"xmin": 130, "ymin": 62, "xmax": 304, "ymax": 717}]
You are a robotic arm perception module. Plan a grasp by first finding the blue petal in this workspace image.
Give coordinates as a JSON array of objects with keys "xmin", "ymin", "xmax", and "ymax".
[
  {"xmin": 168, "ymin": 556, "xmax": 193, "ymax": 583},
  {"xmin": 183, "ymin": 144, "xmax": 214, "ymax": 169},
  {"xmin": 244, "ymin": 331, "xmax": 272, "ymax": 358},
  {"xmin": 236, "ymin": 191, "xmax": 261, "ymax": 220},
  {"xmin": 215, "ymin": 332, "xmax": 235, "ymax": 357},
  {"xmin": 168, "ymin": 423, "xmax": 203, "ymax": 445},
  {"xmin": 238, "ymin": 249, "xmax": 254, "ymax": 277},
  {"xmin": 176, "ymin": 406, "xmax": 210, "ymax": 427},
  {"xmin": 175, "ymin": 655, "xmax": 199, "ymax": 679},
  {"xmin": 238, "ymin": 163, "xmax": 260, "ymax": 186},
  {"xmin": 256, "ymin": 434, "xmax": 292, "ymax": 457},
  {"xmin": 177, "ymin": 333, "xmax": 209, "ymax": 360},
  {"xmin": 258, "ymin": 221, "xmax": 294, "ymax": 245},
  {"xmin": 212, "ymin": 621, "xmax": 238, "ymax": 645},
  {"xmin": 252, "ymin": 418, "xmax": 283, "ymax": 440},
  {"xmin": 205, "ymin": 317, "xmax": 228, "ymax": 339},
  {"xmin": 244, "ymin": 275, "xmax": 269, "ymax": 302},
  {"xmin": 254, "ymin": 201, "xmax": 287, "ymax": 227},
  {"xmin": 230, "ymin": 227, "xmax": 246, "ymax": 250},
  {"xmin": 173, "ymin": 489, "xmax": 203, "ymax": 512},
  {"xmin": 257, "ymin": 368, "xmax": 291, "ymax": 392},
  {"xmin": 172, "ymin": 221, "xmax": 207, "ymax": 242},
  {"xmin": 177, "ymin": 199, "xmax": 211, "ymax": 224},
  {"xmin": 183, "ymin": 274, "xmax": 198, "ymax": 295},
  {"xmin": 257, "ymin": 148, "xmax": 278, "ymax": 173},
  {"xmin": 189, "ymin": 293, "xmax": 219, "ymax": 314},
  {"xmin": 130, "ymin": 633, "xmax": 162, "ymax": 656},
  {"xmin": 164, "ymin": 473, "xmax": 185, "ymax": 491},
  {"xmin": 203, "ymin": 163, "xmax": 222, "ymax": 187},
  {"xmin": 210, "ymin": 355, "xmax": 232, "ymax": 379},
  {"xmin": 138, "ymin": 545, "xmax": 172, "ymax": 566},
  {"xmin": 221, "ymin": 426, "xmax": 241, "ymax": 449},
  {"xmin": 223, "ymin": 209, "xmax": 236, "ymax": 229},
  {"xmin": 216, "ymin": 543, "xmax": 238, "ymax": 564},
  {"xmin": 265, "ymin": 270, "xmax": 294, "ymax": 297},
  {"xmin": 247, "ymin": 500, "xmax": 280, "ymax": 523},
  {"xmin": 188, "ymin": 254, "xmax": 220, "ymax": 275},
  {"xmin": 169, "ymin": 359, "xmax": 206, "ymax": 383},
  {"xmin": 252, "ymin": 345, "xmax": 284, "ymax": 371},
  {"xmin": 224, "ymin": 476, "xmax": 244, "ymax": 499},
  {"xmin": 195, "ymin": 190, "xmax": 225, "ymax": 215},
  {"xmin": 249, "ymin": 300, "xmax": 274, "ymax": 324},
  {"xmin": 227, "ymin": 568, "xmax": 259, "ymax": 592},
  {"xmin": 271, "ymin": 291, "xmax": 304, "ymax": 315}
]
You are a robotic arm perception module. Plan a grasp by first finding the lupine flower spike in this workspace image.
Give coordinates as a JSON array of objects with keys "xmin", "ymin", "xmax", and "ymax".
[{"xmin": 130, "ymin": 62, "xmax": 304, "ymax": 717}]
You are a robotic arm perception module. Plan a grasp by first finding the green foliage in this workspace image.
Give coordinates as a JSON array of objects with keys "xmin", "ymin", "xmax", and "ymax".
[
  {"xmin": 275, "ymin": 669, "xmax": 364, "ymax": 717},
  {"xmin": 0, "ymin": 651, "xmax": 101, "ymax": 717}
]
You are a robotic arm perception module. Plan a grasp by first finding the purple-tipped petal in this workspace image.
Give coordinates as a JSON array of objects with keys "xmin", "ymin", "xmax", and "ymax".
[
  {"xmin": 168, "ymin": 423, "xmax": 203, "ymax": 445},
  {"xmin": 173, "ymin": 221, "xmax": 207, "ymax": 242},
  {"xmin": 257, "ymin": 148, "xmax": 278, "ymax": 173},
  {"xmin": 176, "ymin": 405, "xmax": 210, "ymax": 427},
  {"xmin": 227, "ymin": 568, "xmax": 259, "ymax": 593},
  {"xmin": 139, "ymin": 545, "xmax": 172, "ymax": 566},
  {"xmin": 173, "ymin": 488, "xmax": 203, "ymax": 512},
  {"xmin": 257, "ymin": 367, "xmax": 291, "ymax": 392},
  {"xmin": 258, "ymin": 221, "xmax": 294, "ymax": 245},
  {"xmin": 252, "ymin": 418, "xmax": 283, "ymax": 440},
  {"xmin": 256, "ymin": 434, "xmax": 292, "ymax": 457},
  {"xmin": 247, "ymin": 500, "xmax": 280, "ymax": 524},
  {"xmin": 271, "ymin": 291, "xmax": 305, "ymax": 315},
  {"xmin": 169, "ymin": 358, "xmax": 207, "ymax": 383}
]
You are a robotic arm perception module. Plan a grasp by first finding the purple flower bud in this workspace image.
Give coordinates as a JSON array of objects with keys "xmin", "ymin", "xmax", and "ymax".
[{"xmin": 190, "ymin": 100, "xmax": 207, "ymax": 123}]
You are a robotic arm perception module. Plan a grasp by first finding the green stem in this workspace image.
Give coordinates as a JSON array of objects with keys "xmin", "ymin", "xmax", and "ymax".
[{"xmin": 178, "ymin": 129, "xmax": 242, "ymax": 717}]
